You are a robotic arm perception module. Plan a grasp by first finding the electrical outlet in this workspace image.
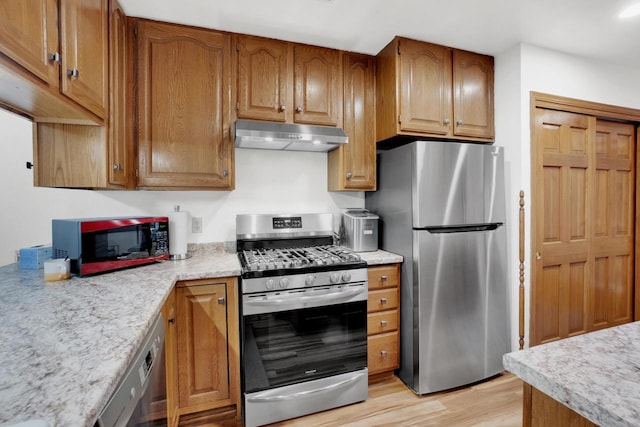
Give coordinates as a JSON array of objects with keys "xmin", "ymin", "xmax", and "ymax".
[{"xmin": 192, "ymin": 217, "xmax": 203, "ymax": 233}]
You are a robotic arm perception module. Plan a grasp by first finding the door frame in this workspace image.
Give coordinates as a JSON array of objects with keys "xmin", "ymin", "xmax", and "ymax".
[{"xmin": 528, "ymin": 92, "xmax": 640, "ymax": 344}]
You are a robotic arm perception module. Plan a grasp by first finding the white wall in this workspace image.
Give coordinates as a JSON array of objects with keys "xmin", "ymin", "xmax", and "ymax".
[
  {"xmin": 0, "ymin": 109, "xmax": 364, "ymax": 266},
  {"xmin": 494, "ymin": 43, "xmax": 640, "ymax": 351}
]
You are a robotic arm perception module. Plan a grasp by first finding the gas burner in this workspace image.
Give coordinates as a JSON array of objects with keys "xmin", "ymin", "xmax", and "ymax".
[{"xmin": 240, "ymin": 245, "xmax": 362, "ymax": 272}]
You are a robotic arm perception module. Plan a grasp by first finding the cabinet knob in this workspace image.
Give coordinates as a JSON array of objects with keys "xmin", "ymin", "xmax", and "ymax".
[
  {"xmin": 113, "ymin": 163, "xmax": 121, "ymax": 171},
  {"xmin": 279, "ymin": 105, "xmax": 286, "ymax": 112},
  {"xmin": 217, "ymin": 297, "xmax": 226, "ymax": 304},
  {"xmin": 346, "ymin": 172, "xmax": 352, "ymax": 179},
  {"xmin": 456, "ymin": 119, "xmax": 463, "ymax": 126},
  {"xmin": 443, "ymin": 118, "xmax": 450, "ymax": 125},
  {"xmin": 67, "ymin": 69, "xmax": 79, "ymax": 79},
  {"xmin": 168, "ymin": 317, "xmax": 175, "ymax": 325},
  {"xmin": 536, "ymin": 252, "xmax": 542, "ymax": 260},
  {"xmin": 48, "ymin": 52, "xmax": 61, "ymax": 63},
  {"xmin": 380, "ymin": 297, "xmax": 388, "ymax": 305},
  {"xmin": 380, "ymin": 350, "xmax": 388, "ymax": 357},
  {"xmin": 380, "ymin": 275, "xmax": 388, "ymax": 282},
  {"xmin": 222, "ymin": 169, "xmax": 229, "ymax": 177},
  {"xmin": 380, "ymin": 320, "xmax": 388, "ymax": 327},
  {"xmin": 295, "ymin": 106, "xmax": 303, "ymax": 113}
]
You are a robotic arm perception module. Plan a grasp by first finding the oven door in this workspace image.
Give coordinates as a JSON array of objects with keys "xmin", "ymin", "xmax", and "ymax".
[{"xmin": 242, "ymin": 299, "xmax": 368, "ymax": 393}]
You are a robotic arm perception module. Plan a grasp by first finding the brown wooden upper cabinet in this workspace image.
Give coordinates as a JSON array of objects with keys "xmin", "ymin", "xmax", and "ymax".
[
  {"xmin": 0, "ymin": 0, "xmax": 108, "ymax": 122},
  {"xmin": 376, "ymin": 37, "xmax": 494, "ymax": 144},
  {"xmin": 328, "ymin": 52, "xmax": 376, "ymax": 191},
  {"xmin": 136, "ymin": 20, "xmax": 234, "ymax": 190},
  {"xmin": 32, "ymin": 0, "xmax": 132, "ymax": 190},
  {"xmin": 236, "ymin": 35, "xmax": 343, "ymax": 127}
]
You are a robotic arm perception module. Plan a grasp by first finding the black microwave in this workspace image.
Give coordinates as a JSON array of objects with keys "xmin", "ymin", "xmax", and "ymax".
[{"xmin": 52, "ymin": 217, "xmax": 169, "ymax": 276}]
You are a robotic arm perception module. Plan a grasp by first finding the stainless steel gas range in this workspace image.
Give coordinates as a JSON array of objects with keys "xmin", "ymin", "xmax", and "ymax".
[{"xmin": 236, "ymin": 213, "xmax": 369, "ymax": 427}]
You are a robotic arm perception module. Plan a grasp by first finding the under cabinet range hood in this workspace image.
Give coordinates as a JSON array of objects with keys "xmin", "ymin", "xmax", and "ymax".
[{"xmin": 234, "ymin": 119, "xmax": 348, "ymax": 152}]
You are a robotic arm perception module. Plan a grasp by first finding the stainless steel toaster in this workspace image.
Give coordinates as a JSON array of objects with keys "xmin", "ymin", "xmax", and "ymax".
[{"xmin": 340, "ymin": 209, "xmax": 379, "ymax": 252}]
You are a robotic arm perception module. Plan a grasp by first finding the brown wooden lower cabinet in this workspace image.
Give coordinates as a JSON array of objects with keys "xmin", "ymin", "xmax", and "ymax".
[
  {"xmin": 523, "ymin": 383, "xmax": 597, "ymax": 427},
  {"xmin": 162, "ymin": 277, "xmax": 241, "ymax": 427},
  {"xmin": 367, "ymin": 263, "xmax": 401, "ymax": 382}
]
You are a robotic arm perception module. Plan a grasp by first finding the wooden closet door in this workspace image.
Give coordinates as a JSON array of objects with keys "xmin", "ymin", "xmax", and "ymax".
[
  {"xmin": 531, "ymin": 109, "xmax": 637, "ymax": 347},
  {"xmin": 591, "ymin": 120, "xmax": 635, "ymax": 330},
  {"xmin": 531, "ymin": 108, "xmax": 592, "ymax": 346}
]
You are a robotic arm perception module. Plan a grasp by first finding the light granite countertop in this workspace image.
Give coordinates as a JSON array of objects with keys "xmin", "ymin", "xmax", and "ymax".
[
  {"xmin": 356, "ymin": 249, "xmax": 403, "ymax": 265},
  {"xmin": 0, "ymin": 252, "xmax": 241, "ymax": 427},
  {"xmin": 503, "ymin": 322, "xmax": 640, "ymax": 427},
  {"xmin": 0, "ymin": 247, "xmax": 401, "ymax": 426}
]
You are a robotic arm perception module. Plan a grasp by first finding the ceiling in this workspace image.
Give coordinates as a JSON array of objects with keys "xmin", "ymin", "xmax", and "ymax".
[{"xmin": 119, "ymin": 0, "xmax": 640, "ymax": 69}]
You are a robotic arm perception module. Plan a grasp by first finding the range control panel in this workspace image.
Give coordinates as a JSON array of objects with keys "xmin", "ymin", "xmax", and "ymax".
[{"xmin": 272, "ymin": 216, "xmax": 302, "ymax": 229}]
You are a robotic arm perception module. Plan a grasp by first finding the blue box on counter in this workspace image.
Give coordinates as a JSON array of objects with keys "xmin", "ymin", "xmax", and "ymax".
[{"xmin": 19, "ymin": 245, "xmax": 52, "ymax": 270}]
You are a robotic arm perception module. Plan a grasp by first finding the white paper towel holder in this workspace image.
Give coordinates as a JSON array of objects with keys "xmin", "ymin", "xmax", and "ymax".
[{"xmin": 168, "ymin": 205, "xmax": 192, "ymax": 261}]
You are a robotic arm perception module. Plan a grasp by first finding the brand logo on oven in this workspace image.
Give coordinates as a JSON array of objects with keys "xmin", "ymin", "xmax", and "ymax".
[{"xmin": 287, "ymin": 134, "xmax": 304, "ymax": 139}]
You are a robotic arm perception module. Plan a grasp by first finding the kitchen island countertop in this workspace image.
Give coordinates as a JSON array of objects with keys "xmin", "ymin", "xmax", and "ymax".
[
  {"xmin": 503, "ymin": 321, "xmax": 640, "ymax": 427},
  {"xmin": 0, "ymin": 247, "xmax": 402, "ymax": 426}
]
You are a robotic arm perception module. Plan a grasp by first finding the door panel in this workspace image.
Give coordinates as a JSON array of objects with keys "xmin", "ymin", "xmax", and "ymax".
[
  {"xmin": 531, "ymin": 110, "xmax": 635, "ymax": 346},
  {"xmin": 415, "ymin": 226, "xmax": 508, "ymax": 392},
  {"xmin": 590, "ymin": 120, "xmax": 635, "ymax": 330}
]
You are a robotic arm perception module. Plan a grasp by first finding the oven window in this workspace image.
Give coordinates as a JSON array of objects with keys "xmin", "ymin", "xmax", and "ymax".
[{"xmin": 242, "ymin": 301, "xmax": 367, "ymax": 393}]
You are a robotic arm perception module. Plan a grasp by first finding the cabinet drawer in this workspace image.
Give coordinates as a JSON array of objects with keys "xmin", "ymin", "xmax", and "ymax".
[
  {"xmin": 368, "ymin": 265, "xmax": 399, "ymax": 289},
  {"xmin": 368, "ymin": 288, "xmax": 398, "ymax": 312},
  {"xmin": 367, "ymin": 310, "xmax": 398, "ymax": 335},
  {"xmin": 368, "ymin": 332, "xmax": 399, "ymax": 374}
]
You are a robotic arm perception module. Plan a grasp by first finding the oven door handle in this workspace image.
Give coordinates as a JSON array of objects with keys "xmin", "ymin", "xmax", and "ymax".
[
  {"xmin": 245, "ymin": 286, "xmax": 366, "ymax": 306},
  {"xmin": 246, "ymin": 371, "xmax": 366, "ymax": 402}
]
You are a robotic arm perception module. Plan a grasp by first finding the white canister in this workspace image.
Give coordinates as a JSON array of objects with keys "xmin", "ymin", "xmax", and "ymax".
[{"xmin": 44, "ymin": 258, "xmax": 71, "ymax": 282}]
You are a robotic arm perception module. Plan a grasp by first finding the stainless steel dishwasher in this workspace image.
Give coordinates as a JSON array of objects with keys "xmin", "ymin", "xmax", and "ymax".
[{"xmin": 95, "ymin": 313, "xmax": 167, "ymax": 427}]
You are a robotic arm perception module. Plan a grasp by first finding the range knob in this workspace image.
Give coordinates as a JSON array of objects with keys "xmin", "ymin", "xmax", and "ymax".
[
  {"xmin": 329, "ymin": 273, "xmax": 340, "ymax": 284},
  {"xmin": 279, "ymin": 278, "xmax": 290, "ymax": 289},
  {"xmin": 341, "ymin": 272, "xmax": 352, "ymax": 282},
  {"xmin": 305, "ymin": 275, "xmax": 315, "ymax": 286},
  {"xmin": 265, "ymin": 278, "xmax": 275, "ymax": 290}
]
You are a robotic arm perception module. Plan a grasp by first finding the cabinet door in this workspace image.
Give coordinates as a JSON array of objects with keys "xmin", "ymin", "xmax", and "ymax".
[
  {"xmin": 294, "ymin": 44, "xmax": 342, "ymax": 126},
  {"xmin": 237, "ymin": 35, "xmax": 292, "ymax": 122},
  {"xmin": 176, "ymin": 282, "xmax": 229, "ymax": 409},
  {"xmin": 60, "ymin": 0, "xmax": 108, "ymax": 118},
  {"xmin": 137, "ymin": 21, "xmax": 233, "ymax": 189},
  {"xmin": 328, "ymin": 53, "xmax": 376, "ymax": 191},
  {"xmin": 0, "ymin": 0, "xmax": 59, "ymax": 87},
  {"xmin": 107, "ymin": 0, "xmax": 132, "ymax": 188},
  {"xmin": 452, "ymin": 50, "xmax": 494, "ymax": 139},
  {"xmin": 398, "ymin": 39, "xmax": 452, "ymax": 135}
]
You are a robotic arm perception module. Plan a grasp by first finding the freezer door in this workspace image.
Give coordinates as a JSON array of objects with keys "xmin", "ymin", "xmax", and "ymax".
[
  {"xmin": 413, "ymin": 142, "xmax": 506, "ymax": 227},
  {"xmin": 412, "ymin": 225, "xmax": 509, "ymax": 394}
]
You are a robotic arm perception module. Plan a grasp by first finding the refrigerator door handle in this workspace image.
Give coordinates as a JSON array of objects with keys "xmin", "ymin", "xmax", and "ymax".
[{"xmin": 423, "ymin": 223, "xmax": 503, "ymax": 234}]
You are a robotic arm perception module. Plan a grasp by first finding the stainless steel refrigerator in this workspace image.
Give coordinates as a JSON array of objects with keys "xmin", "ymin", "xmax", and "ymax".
[{"xmin": 365, "ymin": 141, "xmax": 509, "ymax": 394}]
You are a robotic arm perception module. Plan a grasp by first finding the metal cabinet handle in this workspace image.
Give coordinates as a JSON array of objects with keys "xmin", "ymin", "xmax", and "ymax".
[
  {"xmin": 295, "ymin": 106, "xmax": 303, "ymax": 113},
  {"xmin": 279, "ymin": 105, "xmax": 286, "ymax": 112},
  {"xmin": 380, "ymin": 297, "xmax": 388, "ymax": 305},
  {"xmin": 380, "ymin": 275, "xmax": 388, "ymax": 282},
  {"xmin": 67, "ymin": 69, "xmax": 79, "ymax": 79},
  {"xmin": 346, "ymin": 172, "xmax": 352, "ymax": 179},
  {"xmin": 443, "ymin": 118, "xmax": 450, "ymax": 125},
  {"xmin": 168, "ymin": 317, "xmax": 175, "ymax": 325},
  {"xmin": 48, "ymin": 52, "xmax": 61, "ymax": 63},
  {"xmin": 113, "ymin": 164, "xmax": 121, "ymax": 171},
  {"xmin": 222, "ymin": 169, "xmax": 229, "ymax": 177},
  {"xmin": 380, "ymin": 350, "xmax": 388, "ymax": 357},
  {"xmin": 456, "ymin": 119, "xmax": 463, "ymax": 126},
  {"xmin": 218, "ymin": 297, "xmax": 225, "ymax": 304},
  {"xmin": 536, "ymin": 252, "xmax": 541, "ymax": 260},
  {"xmin": 380, "ymin": 320, "xmax": 388, "ymax": 327}
]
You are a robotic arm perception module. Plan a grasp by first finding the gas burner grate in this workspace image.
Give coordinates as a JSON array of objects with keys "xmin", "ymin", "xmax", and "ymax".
[{"xmin": 240, "ymin": 245, "xmax": 362, "ymax": 272}]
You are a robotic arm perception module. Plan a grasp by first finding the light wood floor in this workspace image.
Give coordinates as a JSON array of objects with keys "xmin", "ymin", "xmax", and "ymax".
[{"xmin": 269, "ymin": 373, "xmax": 523, "ymax": 427}]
